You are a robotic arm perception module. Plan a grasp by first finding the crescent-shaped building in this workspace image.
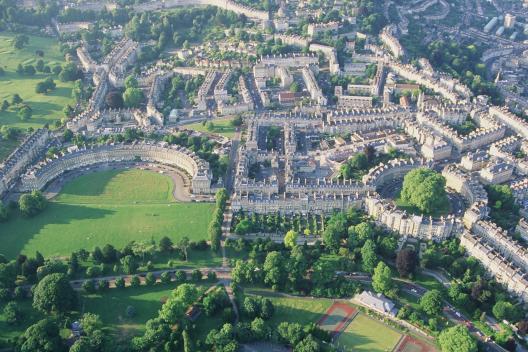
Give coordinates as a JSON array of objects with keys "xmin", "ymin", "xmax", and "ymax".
[{"xmin": 20, "ymin": 142, "xmax": 212, "ymax": 194}]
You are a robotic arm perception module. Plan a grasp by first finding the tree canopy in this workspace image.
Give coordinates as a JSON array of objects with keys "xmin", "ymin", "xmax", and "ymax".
[
  {"xmin": 438, "ymin": 325, "xmax": 477, "ymax": 352},
  {"xmin": 400, "ymin": 168, "xmax": 448, "ymax": 215},
  {"xmin": 32, "ymin": 273, "xmax": 76, "ymax": 314}
]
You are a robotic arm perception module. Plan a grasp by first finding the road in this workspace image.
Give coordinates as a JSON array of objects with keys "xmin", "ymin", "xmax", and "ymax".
[
  {"xmin": 225, "ymin": 130, "xmax": 241, "ymax": 194},
  {"xmin": 34, "ymin": 263, "xmax": 506, "ymax": 351}
]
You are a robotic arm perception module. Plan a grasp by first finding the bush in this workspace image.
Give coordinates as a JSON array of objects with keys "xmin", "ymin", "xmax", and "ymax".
[
  {"xmin": 175, "ymin": 270, "xmax": 187, "ymax": 284},
  {"xmin": 3, "ymin": 302, "xmax": 22, "ymax": 325},
  {"xmin": 145, "ymin": 273, "xmax": 156, "ymax": 286},
  {"xmin": 207, "ymin": 271, "xmax": 217, "ymax": 282},
  {"xmin": 82, "ymin": 280, "xmax": 96, "ymax": 294},
  {"xmin": 157, "ymin": 272, "xmax": 169, "ymax": 285},
  {"xmin": 97, "ymin": 280, "xmax": 109, "ymax": 292},
  {"xmin": 115, "ymin": 277, "xmax": 125, "ymax": 289},
  {"xmin": 13, "ymin": 287, "xmax": 25, "ymax": 300},
  {"xmin": 130, "ymin": 276, "xmax": 140, "ymax": 287},
  {"xmin": 191, "ymin": 269, "xmax": 202, "ymax": 282},
  {"xmin": 0, "ymin": 288, "xmax": 11, "ymax": 301},
  {"xmin": 86, "ymin": 266, "xmax": 101, "ymax": 278}
]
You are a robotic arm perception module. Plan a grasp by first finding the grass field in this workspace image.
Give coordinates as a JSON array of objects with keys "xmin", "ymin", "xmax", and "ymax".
[
  {"xmin": 83, "ymin": 284, "xmax": 210, "ymax": 338},
  {"xmin": 185, "ymin": 117, "xmax": 237, "ymax": 139},
  {"xmin": 0, "ymin": 135, "xmax": 21, "ymax": 161},
  {"xmin": 245, "ymin": 290, "xmax": 333, "ymax": 326},
  {"xmin": 0, "ymin": 33, "xmax": 74, "ymax": 129},
  {"xmin": 337, "ymin": 314, "xmax": 402, "ymax": 352},
  {"xmin": 0, "ymin": 169, "xmax": 214, "ymax": 258}
]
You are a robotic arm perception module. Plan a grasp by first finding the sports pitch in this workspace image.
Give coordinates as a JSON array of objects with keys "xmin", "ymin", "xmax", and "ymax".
[
  {"xmin": 0, "ymin": 169, "xmax": 214, "ymax": 258},
  {"xmin": 336, "ymin": 313, "xmax": 403, "ymax": 352}
]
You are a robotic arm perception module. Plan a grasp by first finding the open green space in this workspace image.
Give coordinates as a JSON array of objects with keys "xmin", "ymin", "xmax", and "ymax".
[
  {"xmin": 0, "ymin": 169, "xmax": 214, "ymax": 258},
  {"xmin": 185, "ymin": 117, "xmax": 238, "ymax": 139},
  {"xmin": 83, "ymin": 284, "xmax": 211, "ymax": 338},
  {"xmin": 337, "ymin": 313, "xmax": 402, "ymax": 352},
  {"xmin": 0, "ymin": 135, "xmax": 21, "ymax": 161},
  {"xmin": 246, "ymin": 289, "xmax": 333, "ymax": 326},
  {"xmin": 0, "ymin": 32, "xmax": 74, "ymax": 130}
]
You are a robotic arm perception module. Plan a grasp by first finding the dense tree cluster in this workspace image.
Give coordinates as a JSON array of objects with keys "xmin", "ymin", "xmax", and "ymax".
[
  {"xmin": 35, "ymin": 77, "xmax": 56, "ymax": 94},
  {"xmin": 339, "ymin": 146, "xmax": 404, "ymax": 180},
  {"xmin": 485, "ymin": 184, "xmax": 520, "ymax": 229}
]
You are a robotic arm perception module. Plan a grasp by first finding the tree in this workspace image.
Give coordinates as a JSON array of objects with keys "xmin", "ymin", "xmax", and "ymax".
[
  {"xmin": 115, "ymin": 277, "xmax": 125, "ymax": 289},
  {"xmin": 80, "ymin": 313, "xmax": 103, "ymax": 336},
  {"xmin": 130, "ymin": 275, "xmax": 140, "ymax": 287},
  {"xmin": 145, "ymin": 272, "xmax": 156, "ymax": 286},
  {"xmin": 160, "ymin": 272, "xmax": 171, "ymax": 285},
  {"xmin": 183, "ymin": 330, "xmax": 193, "ymax": 352},
  {"xmin": 12, "ymin": 94, "xmax": 23, "ymax": 105},
  {"xmin": 23, "ymin": 64, "xmax": 36, "ymax": 76},
  {"xmin": 36, "ymin": 59, "xmax": 45, "ymax": 72},
  {"xmin": 123, "ymin": 87, "xmax": 144, "ymax": 108},
  {"xmin": 294, "ymin": 334, "xmax": 320, "ymax": 352},
  {"xmin": 159, "ymin": 284, "xmax": 199, "ymax": 323},
  {"xmin": 396, "ymin": 248, "xmax": 417, "ymax": 277},
  {"xmin": 17, "ymin": 319, "xmax": 64, "ymax": 352},
  {"xmin": 438, "ymin": 325, "xmax": 477, "ymax": 352},
  {"xmin": 159, "ymin": 236, "xmax": 173, "ymax": 252},
  {"xmin": 18, "ymin": 105, "xmax": 32, "ymax": 121},
  {"xmin": 191, "ymin": 269, "xmax": 202, "ymax": 281},
  {"xmin": 1, "ymin": 100, "xmax": 9, "ymax": 111},
  {"xmin": 492, "ymin": 301, "xmax": 518, "ymax": 322},
  {"xmin": 105, "ymin": 91, "xmax": 124, "ymax": 109},
  {"xmin": 372, "ymin": 261, "xmax": 395, "ymax": 297},
  {"xmin": 33, "ymin": 273, "xmax": 76, "ymax": 314},
  {"xmin": 124, "ymin": 75, "xmax": 139, "ymax": 89},
  {"xmin": 120, "ymin": 255, "xmax": 138, "ymax": 274},
  {"xmin": 400, "ymin": 168, "xmax": 449, "ymax": 214},
  {"xmin": 59, "ymin": 62, "xmax": 80, "ymax": 82},
  {"xmin": 263, "ymin": 251, "xmax": 286, "ymax": 289},
  {"xmin": 284, "ymin": 230, "xmax": 298, "ymax": 249},
  {"xmin": 177, "ymin": 237, "xmax": 190, "ymax": 261},
  {"xmin": 35, "ymin": 77, "xmax": 56, "ymax": 94},
  {"xmin": 420, "ymin": 289, "xmax": 443, "ymax": 316},
  {"xmin": 4, "ymin": 301, "xmax": 22, "ymax": 325},
  {"xmin": 19, "ymin": 191, "xmax": 47, "ymax": 217},
  {"xmin": 290, "ymin": 82, "xmax": 300, "ymax": 93},
  {"xmin": 12, "ymin": 34, "xmax": 29, "ymax": 49},
  {"xmin": 322, "ymin": 224, "xmax": 341, "ymax": 252},
  {"xmin": 361, "ymin": 239, "xmax": 378, "ymax": 273}
]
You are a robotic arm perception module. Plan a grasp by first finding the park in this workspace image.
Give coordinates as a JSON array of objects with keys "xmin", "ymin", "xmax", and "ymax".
[{"xmin": 0, "ymin": 169, "xmax": 214, "ymax": 258}]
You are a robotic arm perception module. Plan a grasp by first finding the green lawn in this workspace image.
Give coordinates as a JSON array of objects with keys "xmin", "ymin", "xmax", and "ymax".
[
  {"xmin": 246, "ymin": 289, "xmax": 333, "ymax": 326},
  {"xmin": 82, "ymin": 284, "xmax": 210, "ymax": 338},
  {"xmin": 0, "ymin": 33, "xmax": 74, "ymax": 130},
  {"xmin": 337, "ymin": 314, "xmax": 402, "ymax": 352},
  {"xmin": 0, "ymin": 135, "xmax": 21, "ymax": 161},
  {"xmin": 0, "ymin": 169, "xmax": 214, "ymax": 258},
  {"xmin": 185, "ymin": 117, "xmax": 237, "ymax": 139}
]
